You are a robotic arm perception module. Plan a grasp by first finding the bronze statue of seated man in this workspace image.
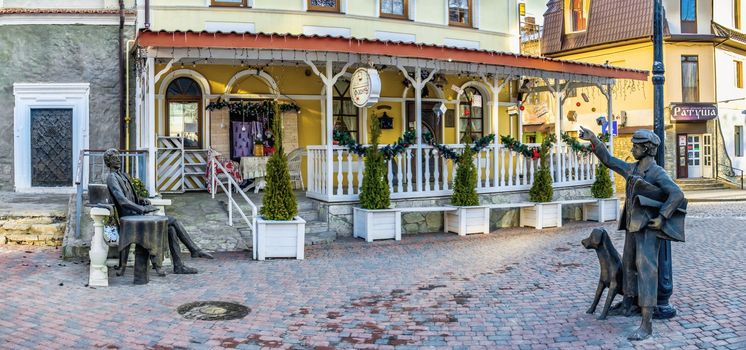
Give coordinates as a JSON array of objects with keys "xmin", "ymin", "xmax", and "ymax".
[{"xmin": 103, "ymin": 148, "xmax": 213, "ymax": 275}]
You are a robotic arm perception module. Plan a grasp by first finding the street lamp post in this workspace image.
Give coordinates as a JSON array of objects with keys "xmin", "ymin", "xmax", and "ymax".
[{"xmin": 653, "ymin": 0, "xmax": 677, "ymax": 319}]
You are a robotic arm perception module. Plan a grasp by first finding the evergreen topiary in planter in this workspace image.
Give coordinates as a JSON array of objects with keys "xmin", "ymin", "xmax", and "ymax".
[
  {"xmin": 584, "ymin": 163, "xmax": 619, "ymax": 222},
  {"xmin": 521, "ymin": 136, "xmax": 562, "ymax": 229},
  {"xmin": 445, "ymin": 136, "xmax": 490, "ymax": 236},
  {"xmin": 255, "ymin": 102, "xmax": 305, "ymax": 260},
  {"xmin": 353, "ymin": 118, "xmax": 401, "ymax": 242}
]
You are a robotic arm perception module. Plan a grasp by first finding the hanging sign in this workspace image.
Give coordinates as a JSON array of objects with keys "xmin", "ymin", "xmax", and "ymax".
[
  {"xmin": 670, "ymin": 103, "xmax": 718, "ymax": 122},
  {"xmin": 351, "ymin": 68, "xmax": 381, "ymax": 108},
  {"xmin": 451, "ymin": 84, "xmax": 464, "ymax": 95}
]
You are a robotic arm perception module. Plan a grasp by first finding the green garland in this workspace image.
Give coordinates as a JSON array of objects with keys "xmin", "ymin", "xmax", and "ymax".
[
  {"xmin": 333, "ymin": 130, "xmax": 417, "ymax": 160},
  {"xmin": 561, "ymin": 132, "xmax": 610, "ymax": 154},
  {"xmin": 423, "ymin": 133, "xmax": 496, "ymax": 161},
  {"xmin": 500, "ymin": 133, "xmax": 556, "ymax": 160},
  {"xmin": 279, "ymin": 103, "xmax": 301, "ymax": 113},
  {"xmin": 333, "ymin": 130, "xmax": 495, "ymax": 162},
  {"xmin": 206, "ymin": 98, "xmax": 300, "ymax": 121}
]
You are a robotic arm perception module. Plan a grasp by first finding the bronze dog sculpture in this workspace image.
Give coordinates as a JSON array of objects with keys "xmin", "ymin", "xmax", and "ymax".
[{"xmin": 582, "ymin": 227, "xmax": 624, "ymax": 320}]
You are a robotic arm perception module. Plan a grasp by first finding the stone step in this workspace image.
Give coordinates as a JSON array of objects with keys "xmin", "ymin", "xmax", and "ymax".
[
  {"xmin": 306, "ymin": 230, "xmax": 336, "ymax": 245},
  {"xmin": 305, "ymin": 220, "xmax": 330, "ymax": 234},
  {"xmin": 298, "ymin": 209, "xmax": 319, "ymax": 222},
  {"xmin": 0, "ymin": 216, "xmax": 67, "ymax": 246}
]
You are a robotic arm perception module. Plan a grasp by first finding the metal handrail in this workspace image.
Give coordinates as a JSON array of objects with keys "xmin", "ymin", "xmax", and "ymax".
[
  {"xmin": 209, "ymin": 149, "xmax": 257, "ymax": 235},
  {"xmin": 74, "ymin": 149, "xmax": 148, "ymax": 238},
  {"xmin": 717, "ymin": 162, "xmax": 744, "ymax": 189}
]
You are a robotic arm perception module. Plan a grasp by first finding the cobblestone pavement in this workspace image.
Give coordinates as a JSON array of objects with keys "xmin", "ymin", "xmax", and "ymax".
[{"xmin": 1, "ymin": 202, "xmax": 744, "ymax": 349}]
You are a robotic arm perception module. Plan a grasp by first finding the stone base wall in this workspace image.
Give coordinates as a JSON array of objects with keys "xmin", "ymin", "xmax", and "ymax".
[{"xmin": 320, "ymin": 186, "xmax": 593, "ymax": 237}]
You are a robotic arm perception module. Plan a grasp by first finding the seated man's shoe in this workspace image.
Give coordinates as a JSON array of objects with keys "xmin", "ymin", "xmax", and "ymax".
[
  {"xmin": 191, "ymin": 250, "xmax": 214, "ymax": 259},
  {"xmin": 153, "ymin": 265, "xmax": 167, "ymax": 277},
  {"xmin": 173, "ymin": 265, "xmax": 198, "ymax": 274}
]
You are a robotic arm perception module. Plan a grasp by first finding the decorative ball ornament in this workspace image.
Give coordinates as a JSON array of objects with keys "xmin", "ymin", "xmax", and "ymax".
[
  {"xmin": 576, "ymin": 102, "xmax": 582, "ymax": 107},
  {"xmin": 519, "ymin": 105, "xmax": 525, "ymax": 111}
]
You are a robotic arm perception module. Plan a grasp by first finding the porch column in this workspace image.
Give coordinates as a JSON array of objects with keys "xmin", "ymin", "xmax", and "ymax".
[
  {"xmin": 303, "ymin": 58, "xmax": 353, "ymax": 198},
  {"xmin": 146, "ymin": 57, "xmax": 157, "ymax": 194},
  {"xmin": 554, "ymin": 79, "xmax": 564, "ymax": 183},
  {"xmin": 594, "ymin": 82, "xmax": 616, "ymax": 186},
  {"xmin": 398, "ymin": 64, "xmax": 437, "ymax": 192},
  {"xmin": 414, "ymin": 66, "xmax": 423, "ymax": 191},
  {"xmin": 606, "ymin": 83, "xmax": 614, "ymax": 160},
  {"xmin": 325, "ymin": 61, "xmax": 334, "ymax": 198},
  {"xmin": 485, "ymin": 75, "xmax": 514, "ymax": 137}
]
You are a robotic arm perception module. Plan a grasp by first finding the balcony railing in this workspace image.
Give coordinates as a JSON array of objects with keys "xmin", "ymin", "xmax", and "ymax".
[{"xmin": 306, "ymin": 143, "xmax": 600, "ymax": 202}]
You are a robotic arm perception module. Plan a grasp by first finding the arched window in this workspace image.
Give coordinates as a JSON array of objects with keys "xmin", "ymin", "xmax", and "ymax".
[
  {"xmin": 166, "ymin": 77, "xmax": 203, "ymax": 148},
  {"xmin": 459, "ymin": 86, "xmax": 484, "ymax": 142},
  {"xmin": 332, "ymin": 77, "xmax": 360, "ymax": 141}
]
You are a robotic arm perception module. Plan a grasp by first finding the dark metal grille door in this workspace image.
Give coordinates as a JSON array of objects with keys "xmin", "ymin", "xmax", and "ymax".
[{"xmin": 31, "ymin": 108, "xmax": 73, "ymax": 187}]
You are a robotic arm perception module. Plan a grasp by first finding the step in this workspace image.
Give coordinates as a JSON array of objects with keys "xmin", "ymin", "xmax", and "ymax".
[
  {"xmin": 0, "ymin": 216, "xmax": 67, "ymax": 246},
  {"xmin": 306, "ymin": 230, "xmax": 337, "ymax": 245},
  {"xmin": 305, "ymin": 220, "xmax": 330, "ymax": 234},
  {"xmin": 298, "ymin": 209, "xmax": 319, "ymax": 222},
  {"xmin": 680, "ymin": 185, "xmax": 729, "ymax": 191}
]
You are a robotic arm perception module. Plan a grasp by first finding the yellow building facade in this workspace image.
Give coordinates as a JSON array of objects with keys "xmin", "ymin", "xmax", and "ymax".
[
  {"xmin": 539, "ymin": 0, "xmax": 746, "ymax": 191},
  {"xmin": 133, "ymin": 0, "xmax": 646, "ymax": 208}
]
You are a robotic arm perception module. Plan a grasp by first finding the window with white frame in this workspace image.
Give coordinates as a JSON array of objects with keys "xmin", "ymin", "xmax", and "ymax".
[
  {"xmin": 332, "ymin": 77, "xmax": 360, "ymax": 141},
  {"xmin": 459, "ymin": 87, "xmax": 484, "ymax": 142}
]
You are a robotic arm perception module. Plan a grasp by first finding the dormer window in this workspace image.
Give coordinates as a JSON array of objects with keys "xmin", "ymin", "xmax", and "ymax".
[
  {"xmin": 566, "ymin": 0, "xmax": 589, "ymax": 32},
  {"xmin": 681, "ymin": 0, "xmax": 697, "ymax": 33}
]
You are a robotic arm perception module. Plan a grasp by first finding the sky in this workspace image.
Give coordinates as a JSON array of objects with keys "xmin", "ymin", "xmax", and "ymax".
[{"xmin": 521, "ymin": 0, "xmax": 548, "ymax": 25}]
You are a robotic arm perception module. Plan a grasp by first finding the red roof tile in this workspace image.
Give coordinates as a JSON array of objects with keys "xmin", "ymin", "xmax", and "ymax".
[
  {"xmin": 542, "ymin": 0, "xmax": 669, "ymax": 56},
  {"xmin": 137, "ymin": 29, "xmax": 648, "ymax": 81}
]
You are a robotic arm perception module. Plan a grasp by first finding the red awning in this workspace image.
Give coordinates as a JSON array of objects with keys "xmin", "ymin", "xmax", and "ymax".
[{"xmin": 136, "ymin": 30, "xmax": 649, "ymax": 81}]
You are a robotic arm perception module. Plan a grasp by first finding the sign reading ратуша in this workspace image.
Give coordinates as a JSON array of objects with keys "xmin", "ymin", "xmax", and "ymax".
[{"xmin": 670, "ymin": 103, "xmax": 718, "ymax": 121}]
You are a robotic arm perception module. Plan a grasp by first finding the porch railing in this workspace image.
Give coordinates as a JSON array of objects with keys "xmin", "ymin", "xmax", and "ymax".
[
  {"xmin": 74, "ymin": 149, "xmax": 148, "ymax": 238},
  {"xmin": 208, "ymin": 150, "xmax": 257, "ymax": 255},
  {"xmin": 306, "ymin": 144, "xmax": 600, "ymax": 202}
]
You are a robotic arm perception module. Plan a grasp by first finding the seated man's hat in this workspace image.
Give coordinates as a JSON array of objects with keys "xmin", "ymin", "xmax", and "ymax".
[{"xmin": 631, "ymin": 129, "xmax": 660, "ymax": 146}]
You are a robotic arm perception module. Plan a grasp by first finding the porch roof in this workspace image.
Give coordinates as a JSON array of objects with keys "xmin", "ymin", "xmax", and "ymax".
[{"xmin": 136, "ymin": 30, "xmax": 648, "ymax": 83}]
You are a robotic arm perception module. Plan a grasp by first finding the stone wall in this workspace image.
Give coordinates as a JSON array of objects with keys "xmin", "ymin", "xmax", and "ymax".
[
  {"xmin": 0, "ymin": 25, "xmax": 135, "ymax": 190},
  {"xmin": 320, "ymin": 186, "xmax": 595, "ymax": 237}
]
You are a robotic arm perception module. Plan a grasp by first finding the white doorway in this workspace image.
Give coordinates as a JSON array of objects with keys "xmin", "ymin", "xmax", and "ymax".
[
  {"xmin": 702, "ymin": 133, "xmax": 712, "ymax": 178},
  {"xmin": 687, "ymin": 134, "xmax": 702, "ymax": 178},
  {"xmin": 13, "ymin": 83, "xmax": 90, "ymax": 193}
]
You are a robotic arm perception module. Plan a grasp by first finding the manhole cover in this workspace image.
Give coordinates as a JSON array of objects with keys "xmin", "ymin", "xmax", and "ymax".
[{"xmin": 177, "ymin": 301, "xmax": 250, "ymax": 321}]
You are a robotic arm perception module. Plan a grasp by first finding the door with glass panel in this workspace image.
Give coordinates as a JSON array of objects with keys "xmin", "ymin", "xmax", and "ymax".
[{"xmin": 687, "ymin": 134, "xmax": 702, "ymax": 178}]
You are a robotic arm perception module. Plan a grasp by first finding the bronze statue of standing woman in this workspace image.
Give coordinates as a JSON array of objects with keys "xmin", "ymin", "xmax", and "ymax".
[{"xmin": 579, "ymin": 127, "xmax": 687, "ymax": 341}]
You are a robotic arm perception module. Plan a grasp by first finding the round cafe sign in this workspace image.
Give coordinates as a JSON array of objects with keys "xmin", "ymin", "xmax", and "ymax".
[{"xmin": 351, "ymin": 68, "xmax": 381, "ymax": 108}]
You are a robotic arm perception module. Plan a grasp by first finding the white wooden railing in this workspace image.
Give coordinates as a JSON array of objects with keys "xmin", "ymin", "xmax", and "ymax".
[{"xmin": 306, "ymin": 143, "xmax": 601, "ymax": 202}]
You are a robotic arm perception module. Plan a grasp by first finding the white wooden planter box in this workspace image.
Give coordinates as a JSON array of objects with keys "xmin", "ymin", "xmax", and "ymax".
[
  {"xmin": 444, "ymin": 206, "xmax": 490, "ymax": 236},
  {"xmin": 520, "ymin": 202, "xmax": 562, "ymax": 229},
  {"xmin": 255, "ymin": 216, "xmax": 306, "ymax": 260},
  {"xmin": 353, "ymin": 207, "xmax": 401, "ymax": 242},
  {"xmin": 583, "ymin": 198, "xmax": 619, "ymax": 222}
]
